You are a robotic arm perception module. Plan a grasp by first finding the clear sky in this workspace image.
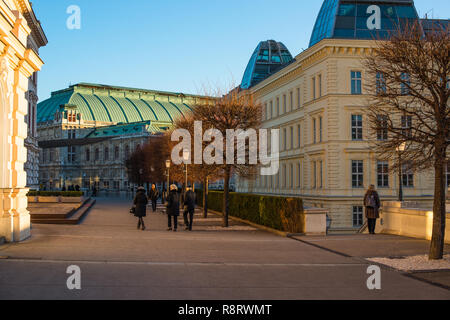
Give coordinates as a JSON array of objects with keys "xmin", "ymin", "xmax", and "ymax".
[{"xmin": 33, "ymin": 0, "xmax": 450, "ymax": 101}]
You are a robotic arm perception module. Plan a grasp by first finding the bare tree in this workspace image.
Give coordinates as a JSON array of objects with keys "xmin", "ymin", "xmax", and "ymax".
[
  {"xmin": 365, "ymin": 21, "xmax": 449, "ymax": 260},
  {"xmin": 192, "ymin": 91, "xmax": 262, "ymax": 227}
]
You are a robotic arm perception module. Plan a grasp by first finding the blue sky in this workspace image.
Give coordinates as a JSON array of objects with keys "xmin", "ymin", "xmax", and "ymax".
[{"xmin": 33, "ymin": 0, "xmax": 450, "ymax": 101}]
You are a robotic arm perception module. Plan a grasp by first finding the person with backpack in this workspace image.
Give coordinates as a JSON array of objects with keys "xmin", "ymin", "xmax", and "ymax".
[{"xmin": 364, "ymin": 185, "xmax": 381, "ymax": 235}]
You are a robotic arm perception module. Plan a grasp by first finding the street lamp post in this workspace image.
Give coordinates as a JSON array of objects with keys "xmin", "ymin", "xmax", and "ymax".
[
  {"xmin": 183, "ymin": 150, "xmax": 190, "ymax": 193},
  {"xmin": 166, "ymin": 160, "xmax": 171, "ymax": 200},
  {"xmin": 397, "ymin": 142, "xmax": 406, "ymax": 202}
]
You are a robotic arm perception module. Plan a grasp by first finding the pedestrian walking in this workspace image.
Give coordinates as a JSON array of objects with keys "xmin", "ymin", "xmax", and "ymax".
[
  {"xmin": 364, "ymin": 185, "xmax": 381, "ymax": 235},
  {"xmin": 133, "ymin": 186, "xmax": 148, "ymax": 231},
  {"xmin": 166, "ymin": 184, "xmax": 180, "ymax": 232},
  {"xmin": 183, "ymin": 187, "xmax": 196, "ymax": 231},
  {"xmin": 148, "ymin": 184, "xmax": 159, "ymax": 213}
]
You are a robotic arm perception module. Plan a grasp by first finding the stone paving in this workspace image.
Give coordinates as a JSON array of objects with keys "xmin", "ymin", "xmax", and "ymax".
[{"xmin": 0, "ymin": 197, "xmax": 449, "ymax": 300}]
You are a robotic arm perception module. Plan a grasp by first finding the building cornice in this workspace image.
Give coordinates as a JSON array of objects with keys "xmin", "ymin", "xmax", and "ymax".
[{"xmin": 250, "ymin": 39, "xmax": 377, "ymax": 99}]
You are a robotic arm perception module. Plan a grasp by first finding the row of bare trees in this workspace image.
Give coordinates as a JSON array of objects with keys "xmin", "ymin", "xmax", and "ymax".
[{"xmin": 126, "ymin": 21, "xmax": 448, "ymax": 260}]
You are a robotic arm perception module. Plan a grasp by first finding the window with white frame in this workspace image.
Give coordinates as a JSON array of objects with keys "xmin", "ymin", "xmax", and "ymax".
[
  {"xmin": 351, "ymin": 115, "xmax": 363, "ymax": 140},
  {"xmin": 351, "ymin": 71, "xmax": 362, "ymax": 95},
  {"xmin": 377, "ymin": 161, "xmax": 389, "ymax": 188},
  {"xmin": 353, "ymin": 206, "xmax": 364, "ymax": 227},
  {"xmin": 402, "ymin": 161, "xmax": 414, "ymax": 187},
  {"xmin": 352, "ymin": 160, "xmax": 364, "ymax": 188}
]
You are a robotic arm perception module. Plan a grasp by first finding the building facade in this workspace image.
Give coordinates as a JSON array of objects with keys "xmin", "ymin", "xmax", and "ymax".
[
  {"xmin": 36, "ymin": 83, "xmax": 207, "ymax": 193},
  {"xmin": 236, "ymin": 0, "xmax": 449, "ymax": 232},
  {"xmin": 0, "ymin": 0, "xmax": 46, "ymax": 241}
]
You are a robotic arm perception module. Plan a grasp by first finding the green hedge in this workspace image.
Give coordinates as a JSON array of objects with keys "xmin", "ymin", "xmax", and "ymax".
[
  {"xmin": 195, "ymin": 190, "xmax": 304, "ymax": 233},
  {"xmin": 27, "ymin": 191, "xmax": 83, "ymax": 197}
]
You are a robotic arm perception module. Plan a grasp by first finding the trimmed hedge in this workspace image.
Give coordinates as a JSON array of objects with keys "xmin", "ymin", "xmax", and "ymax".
[
  {"xmin": 27, "ymin": 191, "xmax": 84, "ymax": 197},
  {"xmin": 195, "ymin": 190, "xmax": 304, "ymax": 233}
]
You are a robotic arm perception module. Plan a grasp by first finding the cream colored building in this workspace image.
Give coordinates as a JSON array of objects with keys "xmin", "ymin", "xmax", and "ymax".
[
  {"xmin": 0, "ymin": 0, "xmax": 46, "ymax": 241},
  {"xmin": 236, "ymin": 0, "xmax": 448, "ymax": 232}
]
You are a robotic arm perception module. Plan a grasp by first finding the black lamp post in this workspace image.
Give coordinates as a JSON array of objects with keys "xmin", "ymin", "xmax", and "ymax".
[{"xmin": 397, "ymin": 142, "xmax": 406, "ymax": 202}]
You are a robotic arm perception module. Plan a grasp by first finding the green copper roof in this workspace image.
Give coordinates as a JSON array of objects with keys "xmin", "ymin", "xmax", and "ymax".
[
  {"xmin": 85, "ymin": 121, "xmax": 167, "ymax": 138},
  {"xmin": 37, "ymin": 83, "xmax": 201, "ymax": 124}
]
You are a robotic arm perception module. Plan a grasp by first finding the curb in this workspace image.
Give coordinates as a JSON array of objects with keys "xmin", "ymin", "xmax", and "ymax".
[{"xmin": 198, "ymin": 207, "xmax": 298, "ymax": 238}]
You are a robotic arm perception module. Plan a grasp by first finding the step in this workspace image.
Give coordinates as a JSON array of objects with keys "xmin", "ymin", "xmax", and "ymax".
[{"xmin": 31, "ymin": 199, "xmax": 96, "ymax": 225}]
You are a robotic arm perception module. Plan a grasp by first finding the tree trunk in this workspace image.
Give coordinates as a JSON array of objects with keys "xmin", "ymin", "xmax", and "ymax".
[
  {"xmin": 429, "ymin": 142, "xmax": 447, "ymax": 260},
  {"xmin": 203, "ymin": 177, "xmax": 209, "ymax": 219},
  {"xmin": 223, "ymin": 167, "xmax": 231, "ymax": 228}
]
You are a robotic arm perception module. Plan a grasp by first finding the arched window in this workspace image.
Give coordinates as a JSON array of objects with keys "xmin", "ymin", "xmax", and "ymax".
[
  {"xmin": 114, "ymin": 146, "xmax": 119, "ymax": 160},
  {"xmin": 95, "ymin": 148, "xmax": 100, "ymax": 161}
]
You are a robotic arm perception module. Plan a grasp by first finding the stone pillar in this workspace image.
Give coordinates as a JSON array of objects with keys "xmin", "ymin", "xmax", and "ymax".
[{"xmin": 0, "ymin": 5, "xmax": 45, "ymax": 242}]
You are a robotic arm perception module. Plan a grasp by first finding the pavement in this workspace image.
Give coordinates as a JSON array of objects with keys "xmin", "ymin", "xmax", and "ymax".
[{"xmin": 0, "ymin": 196, "xmax": 449, "ymax": 300}]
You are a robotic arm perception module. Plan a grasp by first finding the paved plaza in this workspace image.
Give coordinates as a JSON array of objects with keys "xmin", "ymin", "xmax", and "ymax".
[{"xmin": 0, "ymin": 197, "xmax": 449, "ymax": 300}]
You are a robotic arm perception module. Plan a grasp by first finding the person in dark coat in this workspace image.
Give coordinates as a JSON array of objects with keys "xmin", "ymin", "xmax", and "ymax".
[
  {"xmin": 133, "ymin": 186, "xmax": 148, "ymax": 231},
  {"xmin": 166, "ymin": 184, "xmax": 180, "ymax": 232},
  {"xmin": 183, "ymin": 187, "xmax": 196, "ymax": 231},
  {"xmin": 364, "ymin": 185, "xmax": 381, "ymax": 235},
  {"xmin": 148, "ymin": 184, "xmax": 159, "ymax": 213}
]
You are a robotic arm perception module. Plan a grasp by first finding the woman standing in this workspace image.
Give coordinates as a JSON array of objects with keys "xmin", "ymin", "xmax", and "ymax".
[
  {"xmin": 364, "ymin": 185, "xmax": 381, "ymax": 235},
  {"xmin": 133, "ymin": 186, "xmax": 148, "ymax": 231},
  {"xmin": 166, "ymin": 184, "xmax": 180, "ymax": 232}
]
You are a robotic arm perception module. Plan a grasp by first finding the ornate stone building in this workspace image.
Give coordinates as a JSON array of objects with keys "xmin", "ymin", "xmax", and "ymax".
[
  {"xmin": 36, "ymin": 83, "xmax": 207, "ymax": 192},
  {"xmin": 235, "ymin": 0, "xmax": 450, "ymax": 232},
  {"xmin": 0, "ymin": 0, "xmax": 46, "ymax": 242}
]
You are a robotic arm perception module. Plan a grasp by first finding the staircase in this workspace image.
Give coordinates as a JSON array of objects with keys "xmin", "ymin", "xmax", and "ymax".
[{"xmin": 30, "ymin": 198, "xmax": 96, "ymax": 225}]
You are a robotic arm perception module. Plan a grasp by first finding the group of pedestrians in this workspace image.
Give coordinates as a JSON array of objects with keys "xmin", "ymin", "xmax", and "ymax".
[{"xmin": 131, "ymin": 184, "xmax": 196, "ymax": 232}]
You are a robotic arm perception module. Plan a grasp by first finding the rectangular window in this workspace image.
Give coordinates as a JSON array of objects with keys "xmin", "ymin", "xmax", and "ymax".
[
  {"xmin": 283, "ymin": 94, "xmax": 286, "ymax": 113},
  {"xmin": 376, "ymin": 72, "xmax": 386, "ymax": 95},
  {"xmin": 352, "ymin": 160, "xmax": 364, "ymax": 188},
  {"xmin": 289, "ymin": 91, "xmax": 293, "ymax": 112},
  {"xmin": 290, "ymin": 127, "xmax": 294, "ymax": 149},
  {"xmin": 283, "ymin": 164, "xmax": 287, "ymax": 188},
  {"xmin": 265, "ymin": 103, "xmax": 268, "ymax": 120},
  {"xmin": 297, "ymin": 87, "xmax": 301, "ymax": 108},
  {"xmin": 318, "ymin": 74, "xmax": 322, "ymax": 97},
  {"xmin": 297, "ymin": 124, "xmax": 301, "ymax": 148},
  {"xmin": 319, "ymin": 117, "xmax": 323, "ymax": 142},
  {"xmin": 312, "ymin": 77, "xmax": 316, "ymax": 100},
  {"xmin": 353, "ymin": 206, "xmax": 364, "ymax": 227},
  {"xmin": 290, "ymin": 164, "xmax": 293, "ymax": 188},
  {"xmin": 276, "ymin": 98, "xmax": 280, "ymax": 116},
  {"xmin": 270, "ymin": 101, "xmax": 273, "ymax": 118},
  {"xmin": 377, "ymin": 115, "xmax": 388, "ymax": 141},
  {"xmin": 283, "ymin": 128, "xmax": 287, "ymax": 150},
  {"xmin": 401, "ymin": 73, "xmax": 410, "ymax": 95},
  {"xmin": 351, "ymin": 115, "xmax": 363, "ymax": 140},
  {"xmin": 313, "ymin": 118, "xmax": 317, "ymax": 144},
  {"xmin": 313, "ymin": 161, "xmax": 317, "ymax": 189},
  {"xmin": 401, "ymin": 115, "xmax": 412, "ymax": 138},
  {"xmin": 297, "ymin": 162, "xmax": 301, "ymax": 188},
  {"xmin": 402, "ymin": 162, "xmax": 414, "ymax": 187},
  {"xmin": 377, "ymin": 161, "xmax": 389, "ymax": 188},
  {"xmin": 351, "ymin": 71, "xmax": 362, "ymax": 95},
  {"xmin": 319, "ymin": 160, "xmax": 323, "ymax": 189}
]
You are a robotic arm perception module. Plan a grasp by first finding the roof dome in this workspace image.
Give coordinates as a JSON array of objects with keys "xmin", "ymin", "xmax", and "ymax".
[
  {"xmin": 309, "ymin": 0, "xmax": 420, "ymax": 47},
  {"xmin": 240, "ymin": 40, "xmax": 293, "ymax": 89},
  {"xmin": 37, "ymin": 83, "xmax": 196, "ymax": 124}
]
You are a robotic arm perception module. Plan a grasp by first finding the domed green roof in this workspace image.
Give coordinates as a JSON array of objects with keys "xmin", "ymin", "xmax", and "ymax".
[{"xmin": 37, "ymin": 83, "xmax": 201, "ymax": 124}]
